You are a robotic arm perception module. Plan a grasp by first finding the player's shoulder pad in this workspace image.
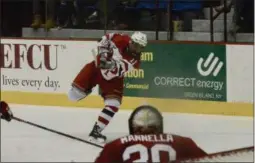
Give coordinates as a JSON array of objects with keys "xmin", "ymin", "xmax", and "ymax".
[
  {"xmin": 103, "ymin": 137, "xmax": 123, "ymax": 151},
  {"xmin": 112, "ymin": 32, "xmax": 130, "ymax": 39},
  {"xmin": 121, "ymin": 33, "xmax": 131, "ymax": 39},
  {"xmin": 112, "ymin": 34, "xmax": 130, "ymax": 45},
  {"xmin": 172, "ymin": 134, "xmax": 198, "ymax": 146},
  {"xmin": 167, "ymin": 133, "xmax": 192, "ymax": 141}
]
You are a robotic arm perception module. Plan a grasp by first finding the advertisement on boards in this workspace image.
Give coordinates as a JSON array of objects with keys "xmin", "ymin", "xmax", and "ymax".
[
  {"xmin": 0, "ymin": 39, "xmax": 99, "ymax": 95},
  {"xmin": 124, "ymin": 43, "xmax": 227, "ymax": 101}
]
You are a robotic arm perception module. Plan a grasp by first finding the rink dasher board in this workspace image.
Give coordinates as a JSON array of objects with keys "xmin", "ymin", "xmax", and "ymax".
[{"xmin": 0, "ymin": 38, "xmax": 253, "ymax": 117}]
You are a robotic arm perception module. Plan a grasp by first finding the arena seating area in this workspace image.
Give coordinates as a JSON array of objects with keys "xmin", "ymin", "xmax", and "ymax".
[{"xmin": 2, "ymin": 0, "xmax": 254, "ymax": 42}]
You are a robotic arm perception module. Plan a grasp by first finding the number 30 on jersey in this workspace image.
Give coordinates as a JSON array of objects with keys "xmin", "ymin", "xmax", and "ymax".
[{"xmin": 123, "ymin": 144, "xmax": 177, "ymax": 162}]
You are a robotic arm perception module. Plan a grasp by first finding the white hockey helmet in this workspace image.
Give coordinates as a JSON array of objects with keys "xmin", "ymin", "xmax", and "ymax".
[
  {"xmin": 128, "ymin": 105, "xmax": 163, "ymax": 134},
  {"xmin": 131, "ymin": 31, "xmax": 148, "ymax": 47}
]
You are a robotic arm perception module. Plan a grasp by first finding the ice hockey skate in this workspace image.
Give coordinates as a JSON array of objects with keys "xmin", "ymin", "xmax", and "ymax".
[{"xmin": 88, "ymin": 123, "xmax": 107, "ymax": 144}]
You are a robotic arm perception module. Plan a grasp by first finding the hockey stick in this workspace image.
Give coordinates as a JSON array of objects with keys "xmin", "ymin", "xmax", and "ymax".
[
  {"xmin": 91, "ymin": 48, "xmax": 98, "ymax": 67},
  {"xmin": 13, "ymin": 116, "xmax": 104, "ymax": 149},
  {"xmin": 180, "ymin": 146, "xmax": 254, "ymax": 162}
]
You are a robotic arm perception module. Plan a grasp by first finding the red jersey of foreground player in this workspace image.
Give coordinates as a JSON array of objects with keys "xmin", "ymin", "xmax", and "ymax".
[{"xmin": 95, "ymin": 105, "xmax": 207, "ymax": 163}]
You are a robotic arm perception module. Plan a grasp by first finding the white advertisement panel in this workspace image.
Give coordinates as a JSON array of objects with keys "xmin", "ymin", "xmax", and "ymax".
[
  {"xmin": 226, "ymin": 45, "xmax": 254, "ymax": 103},
  {"xmin": 1, "ymin": 39, "xmax": 99, "ymax": 95}
]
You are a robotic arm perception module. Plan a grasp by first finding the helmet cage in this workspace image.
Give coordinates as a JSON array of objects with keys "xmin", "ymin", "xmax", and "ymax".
[{"xmin": 128, "ymin": 105, "xmax": 163, "ymax": 134}]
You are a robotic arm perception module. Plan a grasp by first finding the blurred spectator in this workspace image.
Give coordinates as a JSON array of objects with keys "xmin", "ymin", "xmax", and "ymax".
[
  {"xmin": 56, "ymin": 0, "xmax": 77, "ymax": 29},
  {"xmin": 30, "ymin": 0, "xmax": 79, "ymax": 30},
  {"xmin": 31, "ymin": 0, "xmax": 57, "ymax": 30},
  {"xmin": 74, "ymin": 0, "xmax": 99, "ymax": 28},
  {"xmin": 215, "ymin": 0, "xmax": 254, "ymax": 34},
  {"xmin": 136, "ymin": 0, "xmax": 203, "ymax": 31},
  {"xmin": 233, "ymin": 0, "xmax": 254, "ymax": 33},
  {"xmin": 82, "ymin": 0, "xmax": 139, "ymax": 30},
  {"xmin": 174, "ymin": 0, "xmax": 203, "ymax": 31},
  {"xmin": 109, "ymin": 0, "xmax": 140, "ymax": 30},
  {"xmin": 71, "ymin": 0, "xmax": 204, "ymax": 31}
]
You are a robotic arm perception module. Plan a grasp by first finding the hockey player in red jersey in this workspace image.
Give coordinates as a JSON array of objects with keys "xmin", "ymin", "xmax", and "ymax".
[
  {"xmin": 0, "ymin": 101, "xmax": 13, "ymax": 122},
  {"xmin": 95, "ymin": 105, "xmax": 207, "ymax": 163},
  {"xmin": 67, "ymin": 32, "xmax": 148, "ymax": 143}
]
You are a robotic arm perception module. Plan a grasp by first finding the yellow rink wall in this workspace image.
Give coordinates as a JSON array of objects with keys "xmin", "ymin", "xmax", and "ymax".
[{"xmin": 2, "ymin": 91, "xmax": 253, "ymax": 117}]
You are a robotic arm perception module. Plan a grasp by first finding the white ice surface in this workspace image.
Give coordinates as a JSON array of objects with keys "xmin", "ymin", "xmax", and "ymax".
[{"xmin": 1, "ymin": 104, "xmax": 254, "ymax": 162}]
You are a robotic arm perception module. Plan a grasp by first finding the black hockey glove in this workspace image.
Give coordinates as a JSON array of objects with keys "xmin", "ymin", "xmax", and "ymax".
[{"xmin": 0, "ymin": 101, "xmax": 13, "ymax": 122}]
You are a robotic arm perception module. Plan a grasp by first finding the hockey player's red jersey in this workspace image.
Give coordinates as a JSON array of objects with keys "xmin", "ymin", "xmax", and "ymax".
[
  {"xmin": 97, "ymin": 33, "xmax": 141, "ymax": 81},
  {"xmin": 72, "ymin": 33, "xmax": 140, "ymax": 100},
  {"xmin": 95, "ymin": 133, "xmax": 207, "ymax": 163}
]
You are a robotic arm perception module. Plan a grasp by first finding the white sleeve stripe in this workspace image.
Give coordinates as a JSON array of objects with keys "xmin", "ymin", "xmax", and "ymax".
[
  {"xmin": 115, "ymin": 59, "xmax": 135, "ymax": 76},
  {"xmin": 122, "ymin": 59, "xmax": 135, "ymax": 70},
  {"xmin": 120, "ymin": 60, "xmax": 128, "ymax": 72},
  {"xmin": 108, "ymin": 33, "xmax": 115, "ymax": 40}
]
